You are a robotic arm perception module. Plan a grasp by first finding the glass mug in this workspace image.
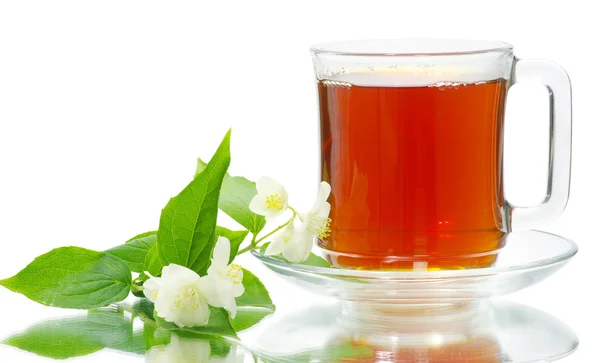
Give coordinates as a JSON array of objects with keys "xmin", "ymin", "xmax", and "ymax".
[{"xmin": 311, "ymin": 40, "xmax": 572, "ymax": 270}]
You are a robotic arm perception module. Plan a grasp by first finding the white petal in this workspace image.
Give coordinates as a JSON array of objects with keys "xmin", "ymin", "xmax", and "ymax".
[
  {"xmin": 198, "ymin": 275, "xmax": 240, "ymax": 319},
  {"xmin": 308, "ymin": 182, "xmax": 331, "ymax": 214},
  {"xmin": 143, "ymin": 275, "xmax": 162, "ymax": 302},
  {"xmin": 198, "ymin": 275, "xmax": 230, "ymax": 308},
  {"xmin": 318, "ymin": 181, "xmax": 331, "ymax": 203},
  {"xmin": 211, "ymin": 237, "xmax": 231, "ymax": 270},
  {"xmin": 265, "ymin": 238, "xmax": 284, "ymax": 256},
  {"xmin": 175, "ymin": 337, "xmax": 211, "ymax": 361},
  {"xmin": 249, "ymin": 194, "xmax": 271, "ymax": 216},
  {"xmin": 174, "ymin": 301, "xmax": 210, "ymax": 327},
  {"xmin": 231, "ymin": 282, "xmax": 245, "ymax": 298},
  {"xmin": 279, "ymin": 188, "xmax": 289, "ymax": 206},
  {"xmin": 256, "ymin": 176, "xmax": 285, "ymax": 195},
  {"xmin": 161, "ymin": 264, "xmax": 200, "ymax": 287},
  {"xmin": 198, "ymin": 275, "xmax": 220, "ymax": 306},
  {"xmin": 224, "ymin": 295, "xmax": 238, "ymax": 318},
  {"xmin": 153, "ymin": 287, "xmax": 180, "ymax": 324},
  {"xmin": 283, "ymin": 228, "xmax": 315, "ymax": 263},
  {"xmin": 144, "ymin": 344, "xmax": 170, "ymax": 363},
  {"xmin": 265, "ymin": 223, "xmax": 293, "ymax": 256},
  {"xmin": 318, "ymin": 202, "xmax": 331, "ymax": 219}
]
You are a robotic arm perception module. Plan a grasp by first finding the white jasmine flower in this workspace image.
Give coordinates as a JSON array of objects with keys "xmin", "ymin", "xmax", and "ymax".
[
  {"xmin": 144, "ymin": 264, "xmax": 210, "ymax": 328},
  {"xmin": 199, "ymin": 237, "xmax": 245, "ymax": 318},
  {"xmin": 145, "ymin": 335, "xmax": 210, "ymax": 363},
  {"xmin": 146, "ymin": 336, "xmax": 245, "ymax": 363},
  {"xmin": 266, "ymin": 221, "xmax": 315, "ymax": 264},
  {"xmin": 249, "ymin": 176, "xmax": 289, "ymax": 217},
  {"xmin": 300, "ymin": 181, "xmax": 332, "ymax": 240}
]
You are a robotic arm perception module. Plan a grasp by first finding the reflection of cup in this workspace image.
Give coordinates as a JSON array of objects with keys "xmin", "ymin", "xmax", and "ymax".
[
  {"xmin": 336, "ymin": 302, "xmax": 502, "ymax": 362},
  {"xmin": 335, "ymin": 336, "xmax": 501, "ymax": 363},
  {"xmin": 252, "ymin": 300, "xmax": 578, "ymax": 362},
  {"xmin": 311, "ymin": 40, "xmax": 572, "ymax": 269}
]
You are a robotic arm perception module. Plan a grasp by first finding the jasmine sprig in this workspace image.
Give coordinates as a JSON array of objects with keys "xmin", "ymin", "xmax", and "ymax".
[
  {"xmin": 0, "ymin": 130, "xmax": 273, "ymax": 334},
  {"xmin": 245, "ymin": 178, "xmax": 332, "ymax": 263}
]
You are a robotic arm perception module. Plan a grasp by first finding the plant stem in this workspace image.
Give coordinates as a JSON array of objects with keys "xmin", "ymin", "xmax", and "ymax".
[
  {"xmin": 288, "ymin": 206, "xmax": 300, "ymax": 217},
  {"xmin": 236, "ymin": 233, "xmax": 258, "ymax": 255},
  {"xmin": 255, "ymin": 220, "xmax": 288, "ymax": 244},
  {"xmin": 236, "ymin": 212, "xmax": 296, "ymax": 256}
]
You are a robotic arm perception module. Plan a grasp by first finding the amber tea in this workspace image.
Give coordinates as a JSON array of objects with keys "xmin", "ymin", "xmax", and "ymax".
[{"xmin": 318, "ymin": 76, "xmax": 508, "ymax": 269}]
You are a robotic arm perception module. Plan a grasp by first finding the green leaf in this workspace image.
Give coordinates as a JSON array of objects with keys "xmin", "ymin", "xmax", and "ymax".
[
  {"xmin": 142, "ymin": 324, "xmax": 171, "ymax": 350},
  {"xmin": 196, "ymin": 159, "xmax": 266, "ymax": 235},
  {"xmin": 144, "ymin": 244, "xmax": 162, "ymax": 278},
  {"xmin": 154, "ymin": 307, "xmax": 237, "ymax": 338},
  {"xmin": 126, "ymin": 231, "xmax": 158, "ymax": 243},
  {"xmin": 208, "ymin": 337, "xmax": 232, "ymax": 358},
  {"xmin": 231, "ymin": 308, "xmax": 275, "ymax": 331},
  {"xmin": 145, "ymin": 226, "xmax": 248, "ymax": 280},
  {"xmin": 232, "ymin": 268, "xmax": 275, "ymax": 331},
  {"xmin": 106, "ymin": 231, "xmax": 157, "ymax": 272},
  {"xmin": 0, "ymin": 247, "xmax": 132, "ymax": 309},
  {"xmin": 132, "ymin": 298, "xmax": 157, "ymax": 322},
  {"xmin": 272, "ymin": 341, "xmax": 373, "ymax": 362},
  {"xmin": 216, "ymin": 226, "xmax": 249, "ymax": 263},
  {"xmin": 157, "ymin": 130, "xmax": 231, "ymax": 275},
  {"xmin": 236, "ymin": 268, "xmax": 274, "ymax": 309},
  {"xmin": 259, "ymin": 243, "xmax": 331, "ymax": 268},
  {"xmin": 110, "ymin": 330, "xmax": 146, "ymax": 355},
  {"xmin": 303, "ymin": 253, "xmax": 331, "ymax": 268},
  {"xmin": 2, "ymin": 308, "xmax": 132, "ymax": 360}
]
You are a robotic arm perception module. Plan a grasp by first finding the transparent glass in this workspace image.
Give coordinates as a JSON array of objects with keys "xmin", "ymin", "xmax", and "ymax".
[
  {"xmin": 254, "ymin": 229, "xmax": 577, "ymax": 306},
  {"xmin": 311, "ymin": 39, "xmax": 572, "ymax": 269},
  {"xmin": 248, "ymin": 299, "xmax": 578, "ymax": 362}
]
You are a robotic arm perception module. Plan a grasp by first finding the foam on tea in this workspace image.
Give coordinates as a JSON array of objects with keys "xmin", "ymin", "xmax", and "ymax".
[{"xmin": 318, "ymin": 71, "xmax": 509, "ymax": 269}]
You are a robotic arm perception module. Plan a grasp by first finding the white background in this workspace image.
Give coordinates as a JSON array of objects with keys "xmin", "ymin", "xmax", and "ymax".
[{"xmin": 0, "ymin": 0, "xmax": 596, "ymax": 361}]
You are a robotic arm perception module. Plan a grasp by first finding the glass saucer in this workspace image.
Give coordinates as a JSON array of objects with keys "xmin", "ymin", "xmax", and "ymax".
[
  {"xmin": 252, "ymin": 230, "xmax": 577, "ymax": 307},
  {"xmin": 244, "ymin": 299, "xmax": 578, "ymax": 362}
]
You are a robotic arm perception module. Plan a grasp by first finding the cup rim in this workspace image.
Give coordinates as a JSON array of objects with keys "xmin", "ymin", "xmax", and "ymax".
[{"xmin": 310, "ymin": 39, "xmax": 514, "ymax": 57}]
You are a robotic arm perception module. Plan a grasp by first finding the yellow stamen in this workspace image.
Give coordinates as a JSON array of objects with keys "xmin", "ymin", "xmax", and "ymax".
[
  {"xmin": 265, "ymin": 193, "xmax": 284, "ymax": 210},
  {"xmin": 172, "ymin": 287, "xmax": 204, "ymax": 312},
  {"xmin": 227, "ymin": 263, "xmax": 243, "ymax": 284},
  {"xmin": 317, "ymin": 218, "xmax": 332, "ymax": 239}
]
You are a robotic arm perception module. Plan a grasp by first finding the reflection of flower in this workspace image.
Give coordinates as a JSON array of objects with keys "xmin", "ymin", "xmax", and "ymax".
[
  {"xmin": 146, "ymin": 335, "xmax": 245, "ymax": 363},
  {"xmin": 199, "ymin": 237, "xmax": 245, "ymax": 318},
  {"xmin": 249, "ymin": 177, "xmax": 289, "ymax": 217},
  {"xmin": 144, "ymin": 264, "xmax": 210, "ymax": 328},
  {"xmin": 266, "ymin": 221, "xmax": 314, "ymax": 263},
  {"xmin": 208, "ymin": 343, "xmax": 245, "ymax": 363},
  {"xmin": 144, "ymin": 237, "xmax": 244, "ymax": 326},
  {"xmin": 300, "ymin": 181, "xmax": 332, "ymax": 240}
]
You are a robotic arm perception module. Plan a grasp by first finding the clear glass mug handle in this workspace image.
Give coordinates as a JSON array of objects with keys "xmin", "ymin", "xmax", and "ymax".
[{"xmin": 505, "ymin": 59, "xmax": 572, "ymax": 231}]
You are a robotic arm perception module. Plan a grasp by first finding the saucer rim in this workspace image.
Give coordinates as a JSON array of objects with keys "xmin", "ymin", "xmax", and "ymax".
[{"xmin": 251, "ymin": 229, "xmax": 578, "ymax": 279}]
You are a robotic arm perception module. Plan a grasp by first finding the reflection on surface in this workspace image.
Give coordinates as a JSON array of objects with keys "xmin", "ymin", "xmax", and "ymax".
[
  {"xmin": 1, "ymin": 299, "xmax": 248, "ymax": 362},
  {"xmin": 146, "ymin": 335, "xmax": 244, "ymax": 363},
  {"xmin": 3, "ymin": 307, "xmax": 137, "ymax": 359},
  {"xmin": 1, "ymin": 299, "xmax": 578, "ymax": 362},
  {"xmin": 251, "ymin": 300, "xmax": 578, "ymax": 362}
]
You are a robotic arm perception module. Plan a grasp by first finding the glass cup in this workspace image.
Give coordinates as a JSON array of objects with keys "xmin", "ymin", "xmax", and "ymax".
[{"xmin": 311, "ymin": 40, "xmax": 572, "ymax": 270}]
